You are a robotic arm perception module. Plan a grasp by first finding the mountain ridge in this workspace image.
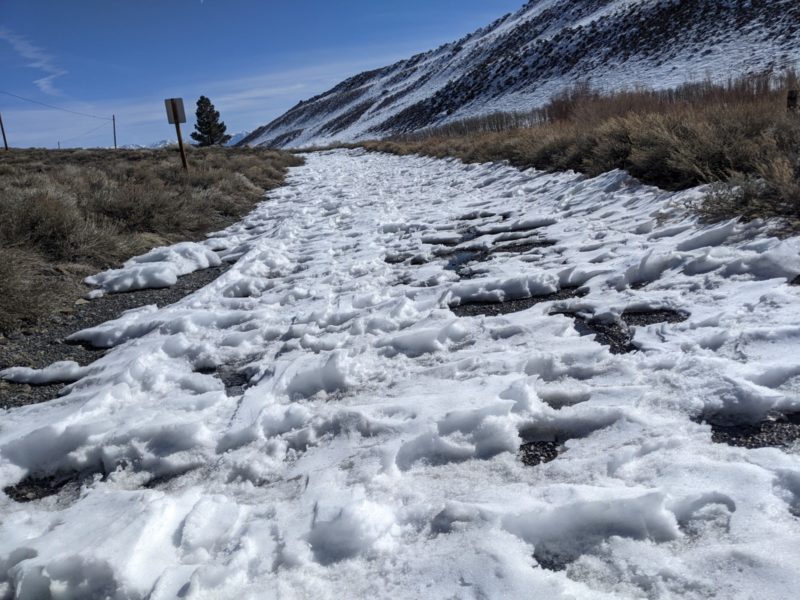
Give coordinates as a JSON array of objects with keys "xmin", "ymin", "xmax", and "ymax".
[{"xmin": 240, "ymin": 0, "xmax": 800, "ymax": 148}]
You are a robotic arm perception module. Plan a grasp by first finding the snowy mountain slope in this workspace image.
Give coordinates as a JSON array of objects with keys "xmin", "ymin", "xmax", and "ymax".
[
  {"xmin": 241, "ymin": 0, "xmax": 800, "ymax": 148},
  {"xmin": 2, "ymin": 150, "xmax": 800, "ymax": 597},
  {"xmin": 225, "ymin": 131, "xmax": 250, "ymax": 147}
]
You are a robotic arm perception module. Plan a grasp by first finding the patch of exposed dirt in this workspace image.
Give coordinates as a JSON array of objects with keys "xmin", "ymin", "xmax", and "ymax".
[
  {"xmin": 442, "ymin": 237, "xmax": 556, "ymax": 278},
  {"xmin": 451, "ymin": 287, "xmax": 588, "ymax": 317},
  {"xmin": 535, "ymin": 552, "xmax": 571, "ymax": 572},
  {"xmin": 195, "ymin": 362, "xmax": 254, "ymax": 397},
  {"xmin": 621, "ymin": 309, "xmax": 688, "ymax": 326},
  {"xmin": 422, "ymin": 235, "xmax": 462, "ymax": 247},
  {"xmin": 708, "ymin": 413, "xmax": 800, "ymax": 449},
  {"xmin": 554, "ymin": 308, "xmax": 688, "ymax": 354},
  {"xmin": 492, "ymin": 240, "xmax": 557, "ymax": 254},
  {"xmin": 3, "ymin": 471, "xmax": 96, "ymax": 503},
  {"xmin": 519, "ymin": 441, "xmax": 560, "ymax": 466},
  {"xmin": 0, "ymin": 265, "xmax": 230, "ymax": 409},
  {"xmin": 458, "ymin": 210, "xmax": 498, "ymax": 221},
  {"xmin": 569, "ymin": 317, "xmax": 637, "ymax": 354}
]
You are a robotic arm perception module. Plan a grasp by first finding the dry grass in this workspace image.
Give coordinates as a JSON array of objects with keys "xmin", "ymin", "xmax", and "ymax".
[
  {"xmin": 0, "ymin": 146, "xmax": 303, "ymax": 333},
  {"xmin": 354, "ymin": 74, "xmax": 800, "ymax": 229}
]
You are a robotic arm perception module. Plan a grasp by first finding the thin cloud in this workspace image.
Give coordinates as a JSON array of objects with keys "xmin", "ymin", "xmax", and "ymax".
[
  {"xmin": 1, "ymin": 53, "xmax": 406, "ymax": 146},
  {"xmin": 0, "ymin": 27, "xmax": 67, "ymax": 95}
]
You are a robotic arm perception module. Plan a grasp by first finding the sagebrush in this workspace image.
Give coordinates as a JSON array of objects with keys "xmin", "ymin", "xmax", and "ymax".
[
  {"xmin": 0, "ymin": 146, "xmax": 303, "ymax": 332},
  {"xmin": 348, "ymin": 73, "xmax": 800, "ymax": 228}
]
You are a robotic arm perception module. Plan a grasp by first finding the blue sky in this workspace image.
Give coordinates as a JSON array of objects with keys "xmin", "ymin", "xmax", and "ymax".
[{"xmin": 0, "ymin": 1, "xmax": 524, "ymax": 148}]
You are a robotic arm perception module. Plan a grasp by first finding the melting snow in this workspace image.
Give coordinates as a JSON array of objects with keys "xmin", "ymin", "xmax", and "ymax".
[
  {"xmin": 87, "ymin": 242, "xmax": 222, "ymax": 295},
  {"xmin": 2, "ymin": 149, "xmax": 800, "ymax": 598}
]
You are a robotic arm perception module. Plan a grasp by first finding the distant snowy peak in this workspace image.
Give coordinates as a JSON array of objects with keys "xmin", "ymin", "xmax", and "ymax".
[
  {"xmin": 121, "ymin": 139, "xmax": 176, "ymax": 150},
  {"xmin": 122, "ymin": 134, "xmax": 247, "ymax": 150},
  {"xmin": 226, "ymin": 131, "xmax": 250, "ymax": 147},
  {"xmin": 121, "ymin": 134, "xmax": 246, "ymax": 150},
  {"xmin": 240, "ymin": 0, "xmax": 800, "ymax": 148}
]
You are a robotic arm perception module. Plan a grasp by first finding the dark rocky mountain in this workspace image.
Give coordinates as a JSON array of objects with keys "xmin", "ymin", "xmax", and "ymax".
[{"xmin": 240, "ymin": 0, "xmax": 800, "ymax": 148}]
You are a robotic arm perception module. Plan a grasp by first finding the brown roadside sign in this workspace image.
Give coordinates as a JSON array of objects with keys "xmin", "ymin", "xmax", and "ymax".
[{"xmin": 165, "ymin": 98, "xmax": 186, "ymax": 124}]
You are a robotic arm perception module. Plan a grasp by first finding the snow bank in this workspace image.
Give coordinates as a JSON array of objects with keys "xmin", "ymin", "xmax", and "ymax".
[
  {"xmin": 86, "ymin": 241, "xmax": 222, "ymax": 294},
  {"xmin": 0, "ymin": 361, "xmax": 89, "ymax": 385}
]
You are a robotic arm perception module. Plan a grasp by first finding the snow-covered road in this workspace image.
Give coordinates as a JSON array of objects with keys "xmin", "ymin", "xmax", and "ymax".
[{"xmin": 3, "ymin": 150, "xmax": 800, "ymax": 599}]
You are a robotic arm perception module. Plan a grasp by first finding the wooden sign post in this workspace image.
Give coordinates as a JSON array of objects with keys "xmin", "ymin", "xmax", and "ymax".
[{"xmin": 165, "ymin": 98, "xmax": 188, "ymax": 171}]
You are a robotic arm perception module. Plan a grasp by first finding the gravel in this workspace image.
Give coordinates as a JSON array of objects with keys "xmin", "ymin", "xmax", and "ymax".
[
  {"xmin": 491, "ymin": 240, "xmax": 557, "ymax": 253},
  {"xmin": 621, "ymin": 309, "xmax": 689, "ymax": 326},
  {"xmin": 450, "ymin": 287, "xmax": 588, "ymax": 317},
  {"xmin": 709, "ymin": 414, "xmax": 800, "ymax": 449},
  {"xmin": 3, "ymin": 471, "xmax": 92, "ymax": 503},
  {"xmin": 519, "ymin": 441, "xmax": 560, "ymax": 466},
  {"xmin": 568, "ymin": 316, "xmax": 638, "ymax": 354},
  {"xmin": 553, "ymin": 308, "xmax": 689, "ymax": 355},
  {"xmin": 0, "ymin": 265, "xmax": 229, "ymax": 409}
]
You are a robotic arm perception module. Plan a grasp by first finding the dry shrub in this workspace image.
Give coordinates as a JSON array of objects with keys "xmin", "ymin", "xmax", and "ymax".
[
  {"xmin": 0, "ymin": 249, "xmax": 57, "ymax": 332},
  {"xmin": 0, "ymin": 146, "xmax": 303, "ymax": 333},
  {"xmin": 358, "ymin": 72, "xmax": 800, "ymax": 227},
  {"xmin": 0, "ymin": 187, "xmax": 120, "ymax": 264}
]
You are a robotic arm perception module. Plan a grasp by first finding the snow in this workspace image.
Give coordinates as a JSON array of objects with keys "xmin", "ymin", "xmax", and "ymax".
[
  {"xmin": 0, "ymin": 361, "xmax": 89, "ymax": 385},
  {"xmin": 86, "ymin": 242, "xmax": 222, "ymax": 295},
  {"xmin": 120, "ymin": 139, "xmax": 177, "ymax": 150},
  {"xmin": 2, "ymin": 149, "xmax": 800, "ymax": 598}
]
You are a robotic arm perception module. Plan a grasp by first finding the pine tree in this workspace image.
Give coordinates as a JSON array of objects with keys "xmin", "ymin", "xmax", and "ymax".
[{"xmin": 191, "ymin": 96, "xmax": 231, "ymax": 147}]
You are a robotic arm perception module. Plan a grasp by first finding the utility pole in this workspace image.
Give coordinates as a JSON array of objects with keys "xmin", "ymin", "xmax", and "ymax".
[
  {"xmin": 112, "ymin": 114, "xmax": 117, "ymax": 149},
  {"xmin": 0, "ymin": 112, "xmax": 8, "ymax": 150}
]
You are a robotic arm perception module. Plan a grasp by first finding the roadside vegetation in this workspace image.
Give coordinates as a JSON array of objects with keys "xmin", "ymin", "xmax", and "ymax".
[
  {"xmin": 0, "ymin": 146, "xmax": 302, "ymax": 333},
  {"xmin": 352, "ymin": 72, "xmax": 800, "ymax": 230}
]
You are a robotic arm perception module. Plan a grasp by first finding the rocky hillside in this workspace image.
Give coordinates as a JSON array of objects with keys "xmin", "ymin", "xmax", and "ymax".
[{"xmin": 240, "ymin": 0, "xmax": 800, "ymax": 148}]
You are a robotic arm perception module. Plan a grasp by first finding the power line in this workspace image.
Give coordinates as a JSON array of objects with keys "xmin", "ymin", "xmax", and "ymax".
[
  {"xmin": 0, "ymin": 90, "xmax": 112, "ymax": 121},
  {"xmin": 59, "ymin": 120, "xmax": 112, "ymax": 145}
]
